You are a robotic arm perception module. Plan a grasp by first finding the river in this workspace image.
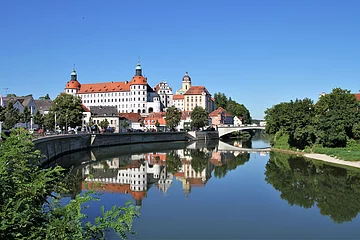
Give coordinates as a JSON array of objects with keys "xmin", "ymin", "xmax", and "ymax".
[{"xmin": 52, "ymin": 137, "xmax": 360, "ymax": 239}]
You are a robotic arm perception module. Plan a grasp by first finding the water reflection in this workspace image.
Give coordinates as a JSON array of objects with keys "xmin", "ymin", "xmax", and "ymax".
[
  {"xmin": 73, "ymin": 140, "xmax": 252, "ymax": 205},
  {"xmin": 265, "ymin": 151, "xmax": 360, "ymax": 223}
]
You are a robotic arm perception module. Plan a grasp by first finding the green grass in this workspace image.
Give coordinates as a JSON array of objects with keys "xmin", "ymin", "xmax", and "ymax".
[{"xmin": 311, "ymin": 145, "xmax": 360, "ymax": 161}]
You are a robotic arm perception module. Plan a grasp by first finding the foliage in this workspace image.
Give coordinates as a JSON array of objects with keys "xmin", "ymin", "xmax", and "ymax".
[
  {"xmin": 314, "ymin": 88, "xmax": 360, "ymax": 147},
  {"xmin": 19, "ymin": 107, "xmax": 31, "ymax": 123},
  {"xmin": 226, "ymin": 99, "xmax": 251, "ymax": 124},
  {"xmin": 44, "ymin": 94, "xmax": 83, "ymax": 130},
  {"xmin": 311, "ymin": 140, "xmax": 360, "ymax": 161},
  {"xmin": 189, "ymin": 149, "xmax": 210, "ymax": 173},
  {"xmin": 6, "ymin": 93, "xmax": 17, "ymax": 97},
  {"xmin": 190, "ymin": 106, "xmax": 208, "ymax": 129},
  {"xmin": 0, "ymin": 129, "xmax": 138, "ymax": 239},
  {"xmin": 165, "ymin": 106, "xmax": 182, "ymax": 131},
  {"xmin": 33, "ymin": 110, "xmax": 44, "ymax": 127},
  {"xmin": 165, "ymin": 151, "xmax": 182, "ymax": 174},
  {"xmin": 99, "ymin": 119, "xmax": 109, "ymax": 129},
  {"xmin": 265, "ymin": 151, "xmax": 360, "ymax": 223},
  {"xmin": 214, "ymin": 92, "xmax": 228, "ymax": 108},
  {"xmin": 213, "ymin": 92, "xmax": 251, "ymax": 124},
  {"xmin": 121, "ymin": 120, "xmax": 129, "ymax": 130},
  {"xmin": 0, "ymin": 101, "xmax": 20, "ymax": 129},
  {"xmin": 155, "ymin": 120, "xmax": 160, "ymax": 128},
  {"xmin": 264, "ymin": 90, "xmax": 360, "ymax": 149},
  {"xmin": 353, "ymin": 123, "xmax": 360, "ymax": 140},
  {"xmin": 272, "ymin": 129, "xmax": 291, "ymax": 150},
  {"xmin": 213, "ymin": 153, "xmax": 250, "ymax": 178},
  {"xmin": 39, "ymin": 94, "xmax": 50, "ymax": 100}
]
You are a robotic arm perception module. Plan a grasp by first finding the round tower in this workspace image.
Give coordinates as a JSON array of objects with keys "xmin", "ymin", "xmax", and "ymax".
[
  {"xmin": 64, "ymin": 65, "xmax": 81, "ymax": 95},
  {"xmin": 182, "ymin": 71, "xmax": 191, "ymax": 91}
]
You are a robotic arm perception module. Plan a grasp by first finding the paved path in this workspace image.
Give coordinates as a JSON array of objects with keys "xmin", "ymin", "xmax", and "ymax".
[{"xmin": 304, "ymin": 153, "xmax": 360, "ymax": 169}]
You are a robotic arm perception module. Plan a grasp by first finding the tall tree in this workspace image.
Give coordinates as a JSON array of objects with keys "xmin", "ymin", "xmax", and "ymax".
[
  {"xmin": 19, "ymin": 107, "xmax": 31, "ymax": 123},
  {"xmin": 165, "ymin": 106, "xmax": 181, "ymax": 131},
  {"xmin": 99, "ymin": 119, "xmax": 109, "ymax": 129},
  {"xmin": 1, "ymin": 101, "xmax": 20, "ymax": 129},
  {"xmin": 44, "ymin": 94, "xmax": 83, "ymax": 130},
  {"xmin": 214, "ymin": 92, "xmax": 228, "ymax": 108},
  {"xmin": 314, "ymin": 88, "xmax": 360, "ymax": 147},
  {"xmin": 33, "ymin": 110, "xmax": 44, "ymax": 127},
  {"xmin": 190, "ymin": 106, "xmax": 208, "ymax": 129},
  {"xmin": 39, "ymin": 94, "xmax": 51, "ymax": 100}
]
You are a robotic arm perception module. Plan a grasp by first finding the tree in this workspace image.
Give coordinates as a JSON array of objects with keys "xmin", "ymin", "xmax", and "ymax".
[
  {"xmin": 155, "ymin": 120, "xmax": 160, "ymax": 129},
  {"xmin": 190, "ymin": 106, "xmax": 208, "ymax": 129},
  {"xmin": 165, "ymin": 106, "xmax": 181, "ymax": 131},
  {"xmin": 99, "ymin": 119, "xmax": 109, "ymax": 130},
  {"xmin": 165, "ymin": 151, "xmax": 182, "ymax": 174},
  {"xmin": 314, "ymin": 88, "xmax": 359, "ymax": 147},
  {"xmin": 19, "ymin": 107, "xmax": 31, "ymax": 123},
  {"xmin": 0, "ymin": 129, "xmax": 139, "ymax": 239},
  {"xmin": 214, "ymin": 92, "xmax": 228, "ymax": 108},
  {"xmin": 6, "ymin": 93, "xmax": 16, "ymax": 97},
  {"xmin": 44, "ymin": 94, "xmax": 83, "ymax": 130},
  {"xmin": 33, "ymin": 110, "xmax": 44, "ymax": 127},
  {"xmin": 39, "ymin": 94, "xmax": 51, "ymax": 100},
  {"xmin": 1, "ymin": 101, "xmax": 20, "ymax": 129},
  {"xmin": 121, "ymin": 120, "xmax": 129, "ymax": 131},
  {"xmin": 189, "ymin": 149, "xmax": 210, "ymax": 173},
  {"xmin": 265, "ymin": 151, "xmax": 360, "ymax": 223},
  {"xmin": 226, "ymin": 99, "xmax": 251, "ymax": 124}
]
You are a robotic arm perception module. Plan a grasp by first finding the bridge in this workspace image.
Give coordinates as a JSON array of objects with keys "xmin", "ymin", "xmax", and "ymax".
[
  {"xmin": 217, "ymin": 125, "xmax": 265, "ymax": 137},
  {"xmin": 187, "ymin": 140, "xmax": 270, "ymax": 153},
  {"xmin": 217, "ymin": 140, "xmax": 270, "ymax": 153}
]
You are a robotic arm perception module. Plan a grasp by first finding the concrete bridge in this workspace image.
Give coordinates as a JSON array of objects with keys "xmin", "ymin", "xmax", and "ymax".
[
  {"xmin": 187, "ymin": 140, "xmax": 270, "ymax": 153},
  {"xmin": 217, "ymin": 125, "xmax": 265, "ymax": 137},
  {"xmin": 217, "ymin": 140, "xmax": 270, "ymax": 153}
]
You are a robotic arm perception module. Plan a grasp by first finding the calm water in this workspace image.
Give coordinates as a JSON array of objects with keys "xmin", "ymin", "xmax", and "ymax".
[{"xmin": 53, "ymin": 138, "xmax": 360, "ymax": 239}]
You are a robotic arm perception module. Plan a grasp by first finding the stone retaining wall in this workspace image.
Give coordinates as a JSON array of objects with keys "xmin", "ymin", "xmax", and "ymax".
[{"xmin": 34, "ymin": 132, "xmax": 190, "ymax": 164}]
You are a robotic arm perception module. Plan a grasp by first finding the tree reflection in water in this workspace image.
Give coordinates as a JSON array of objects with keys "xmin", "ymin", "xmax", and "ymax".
[{"xmin": 265, "ymin": 151, "xmax": 360, "ymax": 223}]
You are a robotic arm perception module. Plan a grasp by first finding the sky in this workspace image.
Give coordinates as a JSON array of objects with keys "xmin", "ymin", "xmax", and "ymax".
[{"xmin": 0, "ymin": 0, "xmax": 359, "ymax": 119}]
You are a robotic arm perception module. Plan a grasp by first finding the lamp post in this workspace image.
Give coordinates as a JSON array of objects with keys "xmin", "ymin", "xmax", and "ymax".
[{"xmin": 54, "ymin": 112, "xmax": 57, "ymax": 132}]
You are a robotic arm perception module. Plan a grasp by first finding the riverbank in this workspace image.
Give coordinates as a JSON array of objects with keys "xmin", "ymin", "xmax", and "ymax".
[{"xmin": 271, "ymin": 148, "xmax": 360, "ymax": 169}]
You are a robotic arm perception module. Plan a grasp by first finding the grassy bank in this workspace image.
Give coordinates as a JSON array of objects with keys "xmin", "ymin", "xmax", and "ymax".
[{"xmin": 272, "ymin": 134, "xmax": 360, "ymax": 161}]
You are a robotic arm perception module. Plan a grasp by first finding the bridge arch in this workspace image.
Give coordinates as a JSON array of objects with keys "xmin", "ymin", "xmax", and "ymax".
[{"xmin": 217, "ymin": 126, "xmax": 265, "ymax": 138}]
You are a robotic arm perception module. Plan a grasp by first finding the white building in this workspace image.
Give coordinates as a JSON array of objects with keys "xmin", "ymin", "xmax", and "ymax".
[
  {"xmin": 64, "ymin": 62, "xmax": 161, "ymax": 116},
  {"xmin": 154, "ymin": 80, "xmax": 173, "ymax": 111}
]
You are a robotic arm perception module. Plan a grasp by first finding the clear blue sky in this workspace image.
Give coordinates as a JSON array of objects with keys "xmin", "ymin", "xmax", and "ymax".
[{"xmin": 1, "ymin": 0, "xmax": 359, "ymax": 119}]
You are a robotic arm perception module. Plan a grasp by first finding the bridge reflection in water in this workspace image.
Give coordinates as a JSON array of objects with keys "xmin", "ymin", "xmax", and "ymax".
[{"xmin": 59, "ymin": 140, "xmax": 269, "ymax": 205}]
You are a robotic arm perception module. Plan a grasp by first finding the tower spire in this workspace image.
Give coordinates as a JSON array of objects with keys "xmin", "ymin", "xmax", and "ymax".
[
  {"xmin": 71, "ymin": 64, "xmax": 77, "ymax": 80},
  {"xmin": 135, "ymin": 59, "xmax": 142, "ymax": 76}
]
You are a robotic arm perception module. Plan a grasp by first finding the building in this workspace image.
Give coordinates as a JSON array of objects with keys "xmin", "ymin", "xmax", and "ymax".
[
  {"xmin": 35, "ymin": 99, "xmax": 52, "ymax": 115},
  {"xmin": 233, "ymin": 116, "xmax": 243, "ymax": 126},
  {"xmin": 2, "ymin": 95, "xmax": 37, "ymax": 114},
  {"xmin": 118, "ymin": 112, "xmax": 142, "ymax": 131},
  {"xmin": 64, "ymin": 62, "xmax": 161, "ymax": 116},
  {"xmin": 90, "ymin": 106, "xmax": 119, "ymax": 132},
  {"xmin": 173, "ymin": 72, "xmax": 214, "ymax": 113},
  {"xmin": 183, "ymin": 86, "xmax": 213, "ymax": 112},
  {"xmin": 209, "ymin": 107, "xmax": 234, "ymax": 127},
  {"xmin": 154, "ymin": 80, "xmax": 173, "ymax": 111},
  {"xmin": 173, "ymin": 94, "xmax": 185, "ymax": 111},
  {"xmin": 143, "ymin": 112, "xmax": 166, "ymax": 131}
]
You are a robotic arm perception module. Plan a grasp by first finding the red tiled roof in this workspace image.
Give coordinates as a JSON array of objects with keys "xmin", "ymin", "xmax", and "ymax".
[
  {"xmin": 131, "ymin": 191, "xmax": 147, "ymax": 200},
  {"xmin": 118, "ymin": 113, "xmax": 142, "ymax": 122},
  {"xmin": 82, "ymin": 182, "xmax": 131, "ymax": 194},
  {"xmin": 65, "ymin": 80, "xmax": 81, "ymax": 89},
  {"xmin": 77, "ymin": 81, "xmax": 131, "ymax": 94},
  {"xmin": 209, "ymin": 107, "xmax": 232, "ymax": 117},
  {"xmin": 82, "ymin": 104, "xmax": 90, "ymax": 112},
  {"xmin": 173, "ymin": 94, "xmax": 184, "ymax": 100},
  {"xmin": 130, "ymin": 75, "xmax": 147, "ymax": 85},
  {"xmin": 355, "ymin": 93, "xmax": 360, "ymax": 101},
  {"xmin": 181, "ymin": 111, "xmax": 192, "ymax": 120},
  {"xmin": 184, "ymin": 86, "xmax": 210, "ymax": 95}
]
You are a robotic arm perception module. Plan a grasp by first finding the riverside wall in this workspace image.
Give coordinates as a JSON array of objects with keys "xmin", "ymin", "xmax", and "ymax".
[{"xmin": 34, "ymin": 132, "xmax": 191, "ymax": 164}]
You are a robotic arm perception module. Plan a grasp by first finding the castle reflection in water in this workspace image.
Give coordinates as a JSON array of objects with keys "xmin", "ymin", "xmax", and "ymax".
[{"xmin": 81, "ymin": 140, "xmax": 266, "ymax": 206}]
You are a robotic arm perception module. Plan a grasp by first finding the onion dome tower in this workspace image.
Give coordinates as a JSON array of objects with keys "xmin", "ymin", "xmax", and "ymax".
[{"xmin": 64, "ymin": 65, "xmax": 81, "ymax": 95}]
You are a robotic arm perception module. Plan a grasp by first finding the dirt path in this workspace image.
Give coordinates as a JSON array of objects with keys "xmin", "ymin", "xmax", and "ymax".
[{"xmin": 304, "ymin": 153, "xmax": 360, "ymax": 169}]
